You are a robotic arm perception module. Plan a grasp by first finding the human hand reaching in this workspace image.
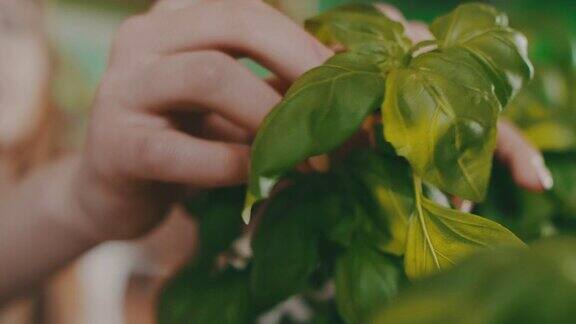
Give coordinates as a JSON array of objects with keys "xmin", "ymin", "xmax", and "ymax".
[{"xmin": 74, "ymin": 0, "xmax": 332, "ymax": 241}]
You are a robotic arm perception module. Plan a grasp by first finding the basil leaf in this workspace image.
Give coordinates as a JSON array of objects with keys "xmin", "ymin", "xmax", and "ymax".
[
  {"xmin": 347, "ymin": 150, "xmax": 414, "ymax": 255},
  {"xmin": 247, "ymin": 52, "xmax": 385, "ymax": 218},
  {"xmin": 185, "ymin": 187, "xmax": 244, "ymax": 269},
  {"xmin": 300, "ymin": 173, "xmax": 358, "ymax": 247},
  {"xmin": 305, "ymin": 4, "xmax": 411, "ymax": 65},
  {"xmin": 382, "ymin": 4, "xmax": 533, "ymax": 201},
  {"xmin": 158, "ymin": 267, "xmax": 253, "ymax": 324},
  {"xmin": 382, "ymin": 48, "xmax": 501, "ymax": 201},
  {"xmin": 335, "ymin": 239, "xmax": 403, "ymax": 324},
  {"xmin": 405, "ymin": 196, "xmax": 524, "ymax": 280},
  {"xmin": 374, "ymin": 238, "xmax": 576, "ymax": 324},
  {"xmin": 308, "ymin": 302, "xmax": 346, "ymax": 324},
  {"xmin": 251, "ymin": 185, "xmax": 319, "ymax": 310},
  {"xmin": 430, "ymin": 3, "xmax": 533, "ymax": 106}
]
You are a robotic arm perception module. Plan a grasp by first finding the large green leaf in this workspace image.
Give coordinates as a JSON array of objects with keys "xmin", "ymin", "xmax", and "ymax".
[
  {"xmin": 247, "ymin": 52, "xmax": 385, "ymax": 220},
  {"xmin": 383, "ymin": 48, "xmax": 501, "ymax": 201},
  {"xmin": 251, "ymin": 185, "xmax": 319, "ymax": 310},
  {"xmin": 158, "ymin": 267, "xmax": 253, "ymax": 324},
  {"xmin": 405, "ymin": 194, "xmax": 524, "ymax": 280},
  {"xmin": 335, "ymin": 239, "xmax": 404, "ymax": 324},
  {"xmin": 382, "ymin": 3, "xmax": 533, "ymax": 201},
  {"xmin": 430, "ymin": 3, "xmax": 533, "ymax": 106},
  {"xmin": 347, "ymin": 150, "xmax": 414, "ymax": 255},
  {"xmin": 373, "ymin": 238, "xmax": 576, "ymax": 324},
  {"xmin": 185, "ymin": 187, "xmax": 245, "ymax": 269},
  {"xmin": 305, "ymin": 4, "xmax": 411, "ymax": 67},
  {"xmin": 297, "ymin": 173, "xmax": 358, "ymax": 247}
]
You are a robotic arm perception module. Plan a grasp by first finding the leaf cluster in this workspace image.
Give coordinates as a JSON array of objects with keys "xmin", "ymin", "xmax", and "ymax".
[{"xmin": 159, "ymin": 3, "xmax": 537, "ymax": 324}]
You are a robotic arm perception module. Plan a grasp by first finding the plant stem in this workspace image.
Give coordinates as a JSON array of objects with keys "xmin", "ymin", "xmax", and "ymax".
[{"xmin": 413, "ymin": 175, "xmax": 441, "ymax": 269}]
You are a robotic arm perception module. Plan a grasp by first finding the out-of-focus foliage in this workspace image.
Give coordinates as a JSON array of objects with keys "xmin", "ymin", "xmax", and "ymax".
[
  {"xmin": 476, "ymin": 0, "xmax": 576, "ymax": 243},
  {"xmin": 159, "ymin": 187, "xmax": 253, "ymax": 324},
  {"xmin": 159, "ymin": 266, "xmax": 254, "ymax": 324},
  {"xmin": 503, "ymin": 20, "xmax": 576, "ymax": 153},
  {"xmin": 373, "ymin": 238, "xmax": 576, "ymax": 324}
]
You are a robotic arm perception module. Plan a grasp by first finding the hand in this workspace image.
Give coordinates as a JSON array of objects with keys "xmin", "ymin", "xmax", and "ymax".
[
  {"xmin": 73, "ymin": 0, "xmax": 332, "ymax": 241},
  {"xmin": 74, "ymin": 0, "xmax": 552, "ymax": 243}
]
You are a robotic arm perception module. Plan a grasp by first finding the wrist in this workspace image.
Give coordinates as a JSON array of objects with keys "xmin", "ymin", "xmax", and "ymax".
[
  {"xmin": 71, "ymin": 154, "xmax": 173, "ymax": 241},
  {"xmin": 42, "ymin": 155, "xmax": 106, "ymax": 246}
]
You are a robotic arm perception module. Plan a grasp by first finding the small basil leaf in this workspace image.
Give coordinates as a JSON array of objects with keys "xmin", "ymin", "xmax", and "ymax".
[
  {"xmin": 247, "ymin": 52, "xmax": 385, "ymax": 216},
  {"xmin": 404, "ymin": 197, "xmax": 524, "ymax": 280},
  {"xmin": 430, "ymin": 3, "xmax": 533, "ymax": 106},
  {"xmin": 185, "ymin": 187, "xmax": 245, "ymax": 269},
  {"xmin": 335, "ymin": 239, "xmax": 403, "ymax": 324},
  {"xmin": 158, "ymin": 267, "xmax": 253, "ymax": 324},
  {"xmin": 305, "ymin": 4, "xmax": 411, "ymax": 61},
  {"xmin": 382, "ymin": 48, "xmax": 501, "ymax": 201},
  {"xmin": 251, "ymin": 185, "xmax": 319, "ymax": 310},
  {"xmin": 346, "ymin": 150, "xmax": 414, "ymax": 255}
]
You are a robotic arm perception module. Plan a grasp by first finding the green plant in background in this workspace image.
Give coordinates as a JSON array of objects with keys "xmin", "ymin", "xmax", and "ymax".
[
  {"xmin": 159, "ymin": 3, "xmax": 536, "ymax": 323},
  {"xmin": 475, "ymin": 4, "xmax": 576, "ymax": 242}
]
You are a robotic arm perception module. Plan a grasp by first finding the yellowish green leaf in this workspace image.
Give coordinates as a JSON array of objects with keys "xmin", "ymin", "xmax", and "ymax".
[
  {"xmin": 305, "ymin": 3, "xmax": 411, "ymax": 63},
  {"xmin": 382, "ymin": 48, "xmax": 501, "ymax": 201},
  {"xmin": 404, "ymin": 192, "xmax": 525, "ymax": 280}
]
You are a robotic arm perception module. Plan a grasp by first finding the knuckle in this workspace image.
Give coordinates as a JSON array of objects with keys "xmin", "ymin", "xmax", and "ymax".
[
  {"xmin": 226, "ymin": 0, "xmax": 259, "ymax": 12},
  {"xmin": 190, "ymin": 51, "xmax": 235, "ymax": 93},
  {"xmin": 225, "ymin": 0, "xmax": 265, "ymax": 33},
  {"xmin": 134, "ymin": 134, "xmax": 170, "ymax": 176},
  {"xmin": 111, "ymin": 14, "xmax": 149, "ymax": 61},
  {"xmin": 211, "ymin": 148, "xmax": 249, "ymax": 186},
  {"xmin": 95, "ymin": 70, "xmax": 139, "ymax": 111},
  {"xmin": 116, "ymin": 14, "xmax": 147, "ymax": 40}
]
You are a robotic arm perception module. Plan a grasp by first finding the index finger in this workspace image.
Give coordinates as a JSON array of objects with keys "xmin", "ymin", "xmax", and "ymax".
[
  {"xmin": 122, "ymin": 0, "xmax": 333, "ymax": 82},
  {"xmin": 496, "ymin": 120, "xmax": 553, "ymax": 192}
]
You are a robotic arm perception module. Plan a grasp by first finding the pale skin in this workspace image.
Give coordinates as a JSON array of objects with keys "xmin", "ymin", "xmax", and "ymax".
[{"xmin": 0, "ymin": 0, "xmax": 553, "ymax": 303}]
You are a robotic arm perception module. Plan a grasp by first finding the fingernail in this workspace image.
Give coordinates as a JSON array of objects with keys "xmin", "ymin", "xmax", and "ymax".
[
  {"xmin": 459, "ymin": 200, "xmax": 474, "ymax": 213},
  {"xmin": 309, "ymin": 155, "xmax": 330, "ymax": 173},
  {"xmin": 532, "ymin": 156, "xmax": 554, "ymax": 190}
]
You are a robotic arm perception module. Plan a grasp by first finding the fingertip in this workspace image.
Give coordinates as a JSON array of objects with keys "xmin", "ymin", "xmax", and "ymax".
[
  {"xmin": 405, "ymin": 21, "xmax": 434, "ymax": 43},
  {"xmin": 511, "ymin": 154, "xmax": 553, "ymax": 193},
  {"xmin": 213, "ymin": 143, "xmax": 252, "ymax": 187},
  {"xmin": 531, "ymin": 155, "xmax": 554, "ymax": 191},
  {"xmin": 374, "ymin": 4, "xmax": 406, "ymax": 23},
  {"xmin": 496, "ymin": 120, "xmax": 553, "ymax": 192}
]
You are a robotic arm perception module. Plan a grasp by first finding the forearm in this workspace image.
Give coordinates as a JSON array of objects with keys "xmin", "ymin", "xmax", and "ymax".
[{"xmin": 0, "ymin": 155, "xmax": 100, "ymax": 303}]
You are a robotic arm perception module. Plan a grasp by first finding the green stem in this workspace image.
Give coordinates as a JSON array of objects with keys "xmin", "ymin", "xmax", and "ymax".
[
  {"xmin": 413, "ymin": 175, "xmax": 441, "ymax": 269},
  {"xmin": 405, "ymin": 40, "xmax": 438, "ymax": 65}
]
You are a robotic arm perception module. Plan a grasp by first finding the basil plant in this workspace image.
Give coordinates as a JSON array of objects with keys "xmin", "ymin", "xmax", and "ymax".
[{"xmin": 159, "ymin": 3, "xmax": 534, "ymax": 324}]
